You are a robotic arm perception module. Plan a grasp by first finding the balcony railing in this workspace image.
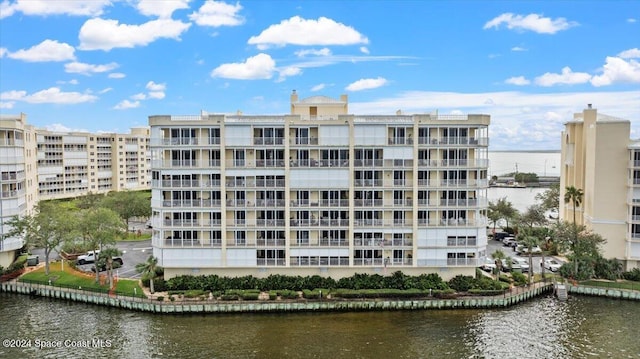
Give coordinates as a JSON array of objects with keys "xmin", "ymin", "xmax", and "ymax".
[
  {"xmin": 256, "ymin": 238, "xmax": 286, "ymax": 246},
  {"xmin": 290, "ymin": 137, "xmax": 319, "ymax": 145},
  {"xmin": 253, "ymin": 137, "xmax": 285, "ymax": 145},
  {"xmin": 256, "ymin": 258, "xmax": 286, "ymax": 266},
  {"xmin": 354, "ymin": 199, "xmax": 383, "ymax": 206},
  {"xmin": 162, "ymin": 199, "xmax": 221, "ymax": 207},
  {"xmin": 354, "ymin": 179, "xmax": 383, "ymax": 187}
]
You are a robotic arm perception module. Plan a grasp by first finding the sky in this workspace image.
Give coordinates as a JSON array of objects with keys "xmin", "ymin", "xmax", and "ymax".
[{"xmin": 0, "ymin": 0, "xmax": 639, "ymax": 150}]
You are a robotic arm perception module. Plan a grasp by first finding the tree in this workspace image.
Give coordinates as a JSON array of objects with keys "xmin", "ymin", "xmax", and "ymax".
[
  {"xmin": 518, "ymin": 204, "xmax": 548, "ymax": 229},
  {"xmin": 98, "ymin": 246, "xmax": 121, "ymax": 289},
  {"xmin": 535, "ymin": 183, "xmax": 560, "ymax": 218},
  {"xmin": 552, "ymin": 221, "xmax": 606, "ymax": 279},
  {"xmin": 519, "ymin": 232, "xmax": 539, "ymax": 285},
  {"xmin": 100, "ymin": 191, "xmax": 151, "ymax": 230},
  {"xmin": 495, "ymin": 197, "xmax": 519, "ymax": 231},
  {"xmin": 6, "ymin": 202, "xmax": 75, "ymax": 275},
  {"xmin": 491, "ymin": 250, "xmax": 507, "ymax": 280},
  {"xmin": 564, "ymin": 186, "xmax": 584, "ymax": 274},
  {"xmin": 76, "ymin": 192, "xmax": 104, "ymax": 210},
  {"xmin": 487, "ymin": 200, "xmax": 502, "ymax": 235},
  {"xmin": 79, "ymin": 207, "xmax": 125, "ymax": 283},
  {"xmin": 136, "ymin": 255, "xmax": 160, "ymax": 294}
]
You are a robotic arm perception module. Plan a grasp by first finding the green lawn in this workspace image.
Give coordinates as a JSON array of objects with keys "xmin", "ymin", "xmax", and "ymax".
[
  {"xmin": 20, "ymin": 261, "xmax": 145, "ymax": 298},
  {"xmin": 581, "ymin": 280, "xmax": 640, "ymax": 291}
]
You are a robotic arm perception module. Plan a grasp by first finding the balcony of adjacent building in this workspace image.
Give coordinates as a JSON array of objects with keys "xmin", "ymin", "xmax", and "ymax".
[
  {"xmin": 289, "ymin": 127, "xmax": 319, "ymax": 147},
  {"xmin": 290, "ymin": 256, "xmax": 350, "ymax": 267}
]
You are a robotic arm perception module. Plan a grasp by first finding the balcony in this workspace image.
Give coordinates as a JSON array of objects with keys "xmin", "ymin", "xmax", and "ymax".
[
  {"xmin": 353, "ymin": 258, "xmax": 384, "ymax": 266},
  {"xmin": 318, "ymin": 199, "xmax": 349, "ymax": 207},
  {"xmin": 256, "ymin": 219, "xmax": 286, "ymax": 227},
  {"xmin": 162, "ymin": 199, "xmax": 221, "ymax": 208},
  {"xmin": 446, "ymin": 258, "xmax": 479, "ymax": 266},
  {"xmin": 253, "ymin": 137, "xmax": 285, "ymax": 145},
  {"xmin": 256, "ymin": 159, "xmax": 286, "ymax": 168},
  {"xmin": 256, "ymin": 258, "xmax": 286, "ymax": 266},
  {"xmin": 388, "ymin": 138, "xmax": 413, "ymax": 145},
  {"xmin": 353, "ymin": 159, "xmax": 384, "ymax": 167},
  {"xmin": 290, "ymin": 137, "xmax": 319, "ymax": 145},
  {"xmin": 354, "ymin": 199, "xmax": 383, "ymax": 206},
  {"xmin": 255, "ymin": 199, "xmax": 286, "ymax": 207},
  {"xmin": 354, "ymin": 179, "xmax": 383, "ymax": 187}
]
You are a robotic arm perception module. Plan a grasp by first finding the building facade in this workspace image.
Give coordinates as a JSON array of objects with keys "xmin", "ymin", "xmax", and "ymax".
[
  {"xmin": 560, "ymin": 104, "xmax": 639, "ymax": 270},
  {"xmin": 150, "ymin": 92, "xmax": 490, "ymax": 280},
  {"xmin": 0, "ymin": 114, "xmax": 150, "ymax": 267}
]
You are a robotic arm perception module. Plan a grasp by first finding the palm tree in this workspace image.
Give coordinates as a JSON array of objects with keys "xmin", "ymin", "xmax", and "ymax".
[
  {"xmin": 99, "ymin": 247, "xmax": 121, "ymax": 289},
  {"xmin": 136, "ymin": 255, "xmax": 159, "ymax": 294},
  {"xmin": 491, "ymin": 250, "xmax": 507, "ymax": 281},
  {"xmin": 520, "ymin": 234, "xmax": 539, "ymax": 285},
  {"xmin": 564, "ymin": 186, "xmax": 584, "ymax": 274}
]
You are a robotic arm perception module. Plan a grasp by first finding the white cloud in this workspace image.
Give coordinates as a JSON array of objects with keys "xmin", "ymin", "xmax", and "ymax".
[
  {"xmin": 311, "ymin": 84, "xmax": 326, "ymax": 92},
  {"xmin": 56, "ymin": 79, "xmax": 79, "ymax": 85},
  {"xmin": 348, "ymin": 90, "xmax": 640, "ymax": 150},
  {"xmin": 189, "ymin": 0, "xmax": 244, "ymax": 27},
  {"xmin": 248, "ymin": 16, "xmax": 369, "ymax": 50},
  {"xmin": 484, "ymin": 13, "xmax": 577, "ymax": 34},
  {"xmin": 618, "ymin": 48, "xmax": 640, "ymax": 59},
  {"xmin": 505, "ymin": 76, "xmax": 531, "ymax": 85},
  {"xmin": 147, "ymin": 91, "xmax": 166, "ymax": 99},
  {"xmin": 346, "ymin": 77, "xmax": 388, "ymax": 91},
  {"xmin": 628, "ymin": 18, "xmax": 637, "ymax": 23},
  {"xmin": 360, "ymin": 47, "xmax": 370, "ymax": 54},
  {"xmin": 0, "ymin": 90, "xmax": 26, "ymax": 100},
  {"xmin": 78, "ymin": 18, "xmax": 191, "ymax": 51},
  {"xmin": 45, "ymin": 123, "xmax": 89, "ymax": 133},
  {"xmin": 1, "ymin": 87, "xmax": 97, "ymax": 104},
  {"xmin": 99, "ymin": 87, "xmax": 112, "ymax": 94},
  {"xmin": 511, "ymin": 46, "xmax": 527, "ymax": 52},
  {"xmin": 114, "ymin": 100, "xmax": 140, "ymax": 110},
  {"xmin": 108, "ymin": 72, "xmax": 126, "ymax": 79},
  {"xmin": 146, "ymin": 81, "xmax": 166, "ymax": 91},
  {"xmin": 211, "ymin": 53, "xmax": 276, "ymax": 80},
  {"xmin": 131, "ymin": 93, "xmax": 147, "ymax": 100},
  {"xmin": 534, "ymin": 67, "xmax": 591, "ymax": 86},
  {"xmin": 7, "ymin": 39, "xmax": 75, "ymax": 62},
  {"xmin": 0, "ymin": 101, "xmax": 15, "ymax": 109},
  {"xmin": 137, "ymin": 0, "xmax": 190, "ymax": 18},
  {"xmin": 0, "ymin": 0, "xmax": 111, "ymax": 19},
  {"xmin": 64, "ymin": 61, "xmax": 119, "ymax": 75},
  {"xmin": 0, "ymin": 47, "xmax": 8, "ymax": 57},
  {"xmin": 591, "ymin": 57, "xmax": 640, "ymax": 86},
  {"xmin": 276, "ymin": 66, "xmax": 302, "ymax": 82},
  {"xmin": 295, "ymin": 48, "xmax": 332, "ymax": 58}
]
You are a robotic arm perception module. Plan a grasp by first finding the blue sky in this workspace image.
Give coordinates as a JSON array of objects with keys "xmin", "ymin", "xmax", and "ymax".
[{"xmin": 1, "ymin": 0, "xmax": 638, "ymax": 150}]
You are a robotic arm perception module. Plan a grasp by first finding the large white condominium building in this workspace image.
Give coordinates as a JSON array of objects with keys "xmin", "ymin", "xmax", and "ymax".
[
  {"xmin": 561, "ymin": 104, "xmax": 640, "ymax": 270},
  {"xmin": 0, "ymin": 114, "xmax": 151, "ymax": 267},
  {"xmin": 150, "ymin": 92, "xmax": 490, "ymax": 280}
]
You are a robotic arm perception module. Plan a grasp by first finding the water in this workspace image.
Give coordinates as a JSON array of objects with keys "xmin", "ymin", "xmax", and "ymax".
[
  {"xmin": 488, "ymin": 151, "xmax": 561, "ymax": 178},
  {"xmin": 1, "ymin": 293, "xmax": 639, "ymax": 358},
  {"xmin": 487, "ymin": 187, "xmax": 548, "ymax": 213}
]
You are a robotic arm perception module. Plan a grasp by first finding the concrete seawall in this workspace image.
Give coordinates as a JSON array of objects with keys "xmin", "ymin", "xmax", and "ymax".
[
  {"xmin": 568, "ymin": 284, "xmax": 640, "ymax": 301},
  {"xmin": 1, "ymin": 281, "xmax": 555, "ymax": 314}
]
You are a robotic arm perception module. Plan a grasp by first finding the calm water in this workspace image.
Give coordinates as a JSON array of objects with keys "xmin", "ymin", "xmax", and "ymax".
[
  {"xmin": 1, "ymin": 293, "xmax": 639, "ymax": 358},
  {"xmin": 488, "ymin": 151, "xmax": 561, "ymax": 178}
]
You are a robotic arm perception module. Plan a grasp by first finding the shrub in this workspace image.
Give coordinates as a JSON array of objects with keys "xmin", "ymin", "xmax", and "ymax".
[
  {"xmin": 511, "ymin": 272, "xmax": 527, "ymax": 286},
  {"xmin": 169, "ymin": 296, "xmax": 175, "ymax": 302},
  {"xmin": 5, "ymin": 255, "xmax": 27, "ymax": 274},
  {"xmin": 156, "ymin": 296, "xmax": 164, "ymax": 301},
  {"xmin": 220, "ymin": 294, "xmax": 239, "ymax": 301},
  {"xmin": 268, "ymin": 290, "xmax": 278, "ymax": 300},
  {"xmin": 277, "ymin": 289, "xmax": 299, "ymax": 299},
  {"xmin": 622, "ymin": 268, "xmax": 640, "ymax": 282},
  {"xmin": 241, "ymin": 292, "xmax": 259, "ymax": 300},
  {"xmin": 448, "ymin": 275, "xmax": 475, "ymax": 292}
]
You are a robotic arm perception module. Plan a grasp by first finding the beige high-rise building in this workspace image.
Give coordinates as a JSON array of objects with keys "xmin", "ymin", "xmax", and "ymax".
[
  {"xmin": 560, "ymin": 104, "xmax": 639, "ymax": 270},
  {"xmin": 36, "ymin": 127, "xmax": 150, "ymax": 200},
  {"xmin": 0, "ymin": 114, "xmax": 151, "ymax": 267},
  {"xmin": 0, "ymin": 114, "xmax": 38, "ymax": 267},
  {"xmin": 150, "ymin": 92, "xmax": 491, "ymax": 280}
]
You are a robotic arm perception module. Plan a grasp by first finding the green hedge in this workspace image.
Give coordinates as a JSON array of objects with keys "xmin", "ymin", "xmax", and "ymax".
[
  {"xmin": 166, "ymin": 271, "xmax": 449, "ymax": 292},
  {"xmin": 331, "ymin": 288, "xmax": 429, "ymax": 299}
]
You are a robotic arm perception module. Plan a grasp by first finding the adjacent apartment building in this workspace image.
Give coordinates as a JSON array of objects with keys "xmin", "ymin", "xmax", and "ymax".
[
  {"xmin": 149, "ymin": 92, "xmax": 490, "ymax": 280},
  {"xmin": 560, "ymin": 104, "xmax": 640, "ymax": 270},
  {"xmin": 0, "ymin": 113, "xmax": 151, "ymax": 268}
]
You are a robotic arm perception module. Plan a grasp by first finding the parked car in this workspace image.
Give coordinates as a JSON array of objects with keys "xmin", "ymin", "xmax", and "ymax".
[
  {"xmin": 76, "ymin": 250, "xmax": 100, "ymax": 265},
  {"xmin": 510, "ymin": 257, "xmax": 530, "ymax": 273},
  {"xmin": 480, "ymin": 257, "xmax": 497, "ymax": 272},
  {"xmin": 542, "ymin": 259, "xmax": 563, "ymax": 272},
  {"xmin": 501, "ymin": 257, "xmax": 522, "ymax": 272},
  {"xmin": 516, "ymin": 245, "xmax": 543, "ymax": 255},
  {"xmin": 493, "ymin": 232, "xmax": 510, "ymax": 241},
  {"xmin": 502, "ymin": 237, "xmax": 517, "ymax": 247}
]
